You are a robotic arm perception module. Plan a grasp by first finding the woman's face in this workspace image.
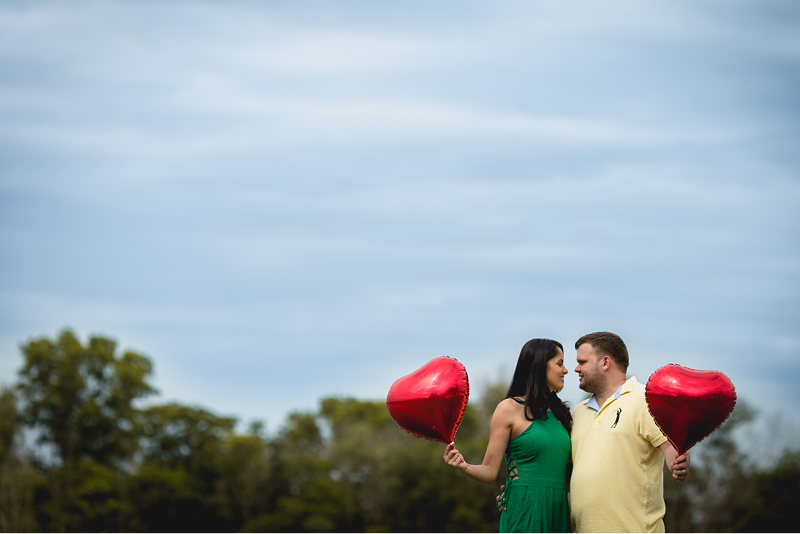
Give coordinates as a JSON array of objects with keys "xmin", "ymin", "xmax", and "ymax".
[{"xmin": 546, "ymin": 348, "xmax": 568, "ymax": 392}]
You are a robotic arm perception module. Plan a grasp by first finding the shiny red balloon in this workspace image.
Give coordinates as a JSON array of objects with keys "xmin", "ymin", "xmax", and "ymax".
[
  {"xmin": 645, "ymin": 364, "xmax": 737, "ymax": 455},
  {"xmin": 386, "ymin": 356, "xmax": 469, "ymax": 444}
]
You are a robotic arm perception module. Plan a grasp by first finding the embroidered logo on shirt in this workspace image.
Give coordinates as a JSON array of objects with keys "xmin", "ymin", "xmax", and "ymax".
[{"xmin": 611, "ymin": 408, "xmax": 622, "ymax": 428}]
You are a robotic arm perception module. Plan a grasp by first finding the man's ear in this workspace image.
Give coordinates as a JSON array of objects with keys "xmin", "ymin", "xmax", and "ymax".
[{"xmin": 601, "ymin": 355, "xmax": 611, "ymax": 371}]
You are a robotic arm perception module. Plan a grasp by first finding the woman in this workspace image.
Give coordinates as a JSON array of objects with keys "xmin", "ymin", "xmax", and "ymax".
[{"xmin": 443, "ymin": 339, "xmax": 572, "ymax": 533}]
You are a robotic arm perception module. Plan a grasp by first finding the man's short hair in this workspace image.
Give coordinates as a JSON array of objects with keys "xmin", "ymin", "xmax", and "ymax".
[{"xmin": 575, "ymin": 332, "xmax": 629, "ymax": 373}]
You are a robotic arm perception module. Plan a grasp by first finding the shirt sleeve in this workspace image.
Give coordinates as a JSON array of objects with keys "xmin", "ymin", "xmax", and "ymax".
[{"xmin": 638, "ymin": 396, "xmax": 668, "ymax": 448}]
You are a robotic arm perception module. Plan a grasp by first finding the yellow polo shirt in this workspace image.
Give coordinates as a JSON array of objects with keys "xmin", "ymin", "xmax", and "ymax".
[{"xmin": 570, "ymin": 377, "xmax": 668, "ymax": 533}]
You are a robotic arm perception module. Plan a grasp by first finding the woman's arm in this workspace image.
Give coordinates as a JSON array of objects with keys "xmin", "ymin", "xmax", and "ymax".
[{"xmin": 443, "ymin": 400, "xmax": 514, "ymax": 484}]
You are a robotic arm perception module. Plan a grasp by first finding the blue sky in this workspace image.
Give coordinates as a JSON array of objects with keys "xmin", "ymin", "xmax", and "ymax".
[{"xmin": 1, "ymin": 1, "xmax": 799, "ymax": 443}]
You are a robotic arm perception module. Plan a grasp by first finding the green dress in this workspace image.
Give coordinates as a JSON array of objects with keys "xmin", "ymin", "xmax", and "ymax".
[{"xmin": 498, "ymin": 399, "xmax": 571, "ymax": 533}]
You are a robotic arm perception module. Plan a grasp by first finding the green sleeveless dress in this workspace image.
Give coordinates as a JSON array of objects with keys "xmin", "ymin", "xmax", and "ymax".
[{"xmin": 498, "ymin": 399, "xmax": 571, "ymax": 533}]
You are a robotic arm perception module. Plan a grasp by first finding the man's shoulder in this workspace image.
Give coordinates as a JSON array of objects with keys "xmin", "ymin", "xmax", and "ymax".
[
  {"xmin": 620, "ymin": 376, "xmax": 646, "ymax": 401},
  {"xmin": 623, "ymin": 375, "xmax": 643, "ymax": 391}
]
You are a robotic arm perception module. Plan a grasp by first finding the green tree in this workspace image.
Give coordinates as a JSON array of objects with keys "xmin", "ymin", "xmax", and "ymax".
[
  {"xmin": 138, "ymin": 403, "xmax": 236, "ymax": 473},
  {"xmin": 0, "ymin": 387, "xmax": 42, "ymax": 532},
  {"xmin": 214, "ymin": 427, "xmax": 272, "ymax": 529},
  {"xmin": 735, "ymin": 450, "xmax": 800, "ymax": 532},
  {"xmin": 14, "ymin": 330, "xmax": 157, "ymax": 531},
  {"xmin": 0, "ymin": 387, "xmax": 20, "ymax": 465},
  {"xmin": 17, "ymin": 330, "xmax": 156, "ymax": 469},
  {"xmin": 134, "ymin": 403, "xmax": 239, "ymax": 531},
  {"xmin": 244, "ymin": 411, "xmax": 346, "ymax": 532},
  {"xmin": 125, "ymin": 464, "xmax": 209, "ymax": 532}
]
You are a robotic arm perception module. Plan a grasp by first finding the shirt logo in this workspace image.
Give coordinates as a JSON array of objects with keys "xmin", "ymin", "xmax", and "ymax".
[{"xmin": 611, "ymin": 408, "xmax": 622, "ymax": 428}]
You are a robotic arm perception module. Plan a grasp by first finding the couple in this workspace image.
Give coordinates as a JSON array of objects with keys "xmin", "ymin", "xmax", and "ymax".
[{"xmin": 443, "ymin": 332, "xmax": 690, "ymax": 533}]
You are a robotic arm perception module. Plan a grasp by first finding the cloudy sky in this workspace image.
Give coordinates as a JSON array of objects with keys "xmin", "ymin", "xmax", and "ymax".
[{"xmin": 1, "ymin": 1, "xmax": 799, "ymax": 440}]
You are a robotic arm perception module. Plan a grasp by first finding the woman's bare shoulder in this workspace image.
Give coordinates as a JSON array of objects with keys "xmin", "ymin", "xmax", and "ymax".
[{"xmin": 494, "ymin": 397, "xmax": 522, "ymax": 416}]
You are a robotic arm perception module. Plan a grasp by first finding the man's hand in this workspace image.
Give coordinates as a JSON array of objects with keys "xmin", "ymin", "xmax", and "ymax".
[
  {"xmin": 659, "ymin": 442, "xmax": 690, "ymax": 481},
  {"xmin": 496, "ymin": 484, "xmax": 505, "ymax": 511},
  {"xmin": 671, "ymin": 451, "xmax": 690, "ymax": 481}
]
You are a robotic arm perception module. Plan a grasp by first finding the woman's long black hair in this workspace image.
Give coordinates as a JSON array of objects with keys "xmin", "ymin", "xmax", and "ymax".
[{"xmin": 506, "ymin": 338, "xmax": 572, "ymax": 434}]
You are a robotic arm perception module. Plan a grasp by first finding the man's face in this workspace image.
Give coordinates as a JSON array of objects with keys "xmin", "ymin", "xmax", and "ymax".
[{"xmin": 575, "ymin": 343, "xmax": 604, "ymax": 393}]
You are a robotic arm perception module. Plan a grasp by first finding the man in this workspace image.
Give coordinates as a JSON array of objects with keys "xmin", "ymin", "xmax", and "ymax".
[{"xmin": 570, "ymin": 332, "xmax": 689, "ymax": 532}]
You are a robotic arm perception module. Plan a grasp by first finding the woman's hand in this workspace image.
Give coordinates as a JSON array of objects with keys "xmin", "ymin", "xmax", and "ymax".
[
  {"xmin": 443, "ymin": 442, "xmax": 468, "ymax": 473},
  {"xmin": 441, "ymin": 400, "xmax": 514, "ymax": 485}
]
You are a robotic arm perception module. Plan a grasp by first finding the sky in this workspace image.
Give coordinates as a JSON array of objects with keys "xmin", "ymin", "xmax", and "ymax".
[{"xmin": 1, "ymin": 1, "xmax": 799, "ymax": 447}]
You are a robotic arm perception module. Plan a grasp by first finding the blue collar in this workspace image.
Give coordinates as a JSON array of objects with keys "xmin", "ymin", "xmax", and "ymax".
[{"xmin": 586, "ymin": 382, "xmax": 625, "ymax": 416}]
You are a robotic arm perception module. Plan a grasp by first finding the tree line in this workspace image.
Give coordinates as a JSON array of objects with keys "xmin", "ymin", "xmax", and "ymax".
[{"xmin": 0, "ymin": 329, "xmax": 797, "ymax": 532}]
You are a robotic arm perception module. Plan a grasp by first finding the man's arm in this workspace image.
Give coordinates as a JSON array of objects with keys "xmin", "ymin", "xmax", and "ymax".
[{"xmin": 659, "ymin": 441, "xmax": 690, "ymax": 481}]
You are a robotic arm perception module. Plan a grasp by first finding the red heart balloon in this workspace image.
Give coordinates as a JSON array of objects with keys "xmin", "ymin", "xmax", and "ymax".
[
  {"xmin": 645, "ymin": 364, "xmax": 737, "ymax": 455},
  {"xmin": 386, "ymin": 356, "xmax": 469, "ymax": 444}
]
